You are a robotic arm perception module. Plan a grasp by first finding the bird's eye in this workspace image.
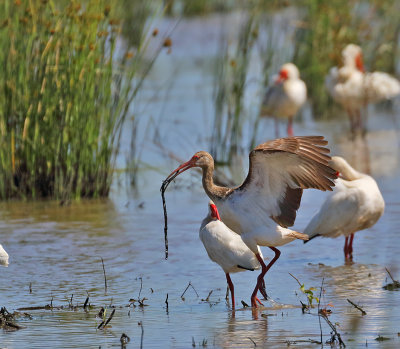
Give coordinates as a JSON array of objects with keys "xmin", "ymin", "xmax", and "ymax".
[{"xmin": 192, "ymin": 155, "xmax": 200, "ymax": 160}]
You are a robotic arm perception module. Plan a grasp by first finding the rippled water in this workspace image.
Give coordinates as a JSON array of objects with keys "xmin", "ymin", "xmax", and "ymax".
[{"xmin": 1, "ymin": 12, "xmax": 400, "ymax": 349}]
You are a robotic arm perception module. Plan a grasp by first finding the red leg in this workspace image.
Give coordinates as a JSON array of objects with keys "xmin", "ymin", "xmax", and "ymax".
[
  {"xmin": 344, "ymin": 236, "xmax": 349, "ymax": 259},
  {"xmin": 251, "ymin": 247, "xmax": 281, "ymax": 308},
  {"xmin": 287, "ymin": 116, "xmax": 294, "ymax": 137},
  {"xmin": 226, "ymin": 273, "xmax": 235, "ymax": 310},
  {"xmin": 255, "ymin": 297, "xmax": 263, "ymax": 305},
  {"xmin": 348, "ymin": 233, "xmax": 354, "ymax": 260},
  {"xmin": 258, "ymin": 278, "xmax": 268, "ymax": 300}
]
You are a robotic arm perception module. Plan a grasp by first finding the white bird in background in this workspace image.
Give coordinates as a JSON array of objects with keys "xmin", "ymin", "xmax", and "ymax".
[
  {"xmin": 326, "ymin": 44, "xmax": 400, "ymax": 133},
  {"xmin": 0, "ymin": 244, "xmax": 9, "ymax": 267},
  {"xmin": 260, "ymin": 63, "xmax": 307, "ymax": 137},
  {"xmin": 199, "ymin": 201, "xmax": 266, "ymax": 309},
  {"xmin": 304, "ymin": 156, "xmax": 385, "ymax": 260},
  {"xmin": 166, "ymin": 136, "xmax": 336, "ymax": 307}
]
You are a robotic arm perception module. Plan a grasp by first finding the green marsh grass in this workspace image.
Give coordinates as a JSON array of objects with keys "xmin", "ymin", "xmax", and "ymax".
[{"xmin": 0, "ymin": 0, "xmax": 161, "ymax": 199}]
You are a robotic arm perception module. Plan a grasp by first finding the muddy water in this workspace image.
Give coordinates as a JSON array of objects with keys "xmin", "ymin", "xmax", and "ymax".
[{"xmin": 1, "ymin": 12, "xmax": 400, "ymax": 349}]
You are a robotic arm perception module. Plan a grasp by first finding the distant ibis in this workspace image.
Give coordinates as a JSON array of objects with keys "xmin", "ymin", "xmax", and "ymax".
[
  {"xmin": 260, "ymin": 63, "xmax": 307, "ymax": 137},
  {"xmin": 326, "ymin": 44, "xmax": 400, "ymax": 133}
]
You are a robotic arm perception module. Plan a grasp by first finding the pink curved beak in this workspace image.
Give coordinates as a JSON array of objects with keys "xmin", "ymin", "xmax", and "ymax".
[{"xmin": 166, "ymin": 158, "xmax": 197, "ymax": 181}]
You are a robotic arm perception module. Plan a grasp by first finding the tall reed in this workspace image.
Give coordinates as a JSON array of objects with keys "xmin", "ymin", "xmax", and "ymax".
[
  {"xmin": 210, "ymin": 14, "xmax": 258, "ymax": 164},
  {"xmin": 0, "ymin": 0, "xmax": 160, "ymax": 199}
]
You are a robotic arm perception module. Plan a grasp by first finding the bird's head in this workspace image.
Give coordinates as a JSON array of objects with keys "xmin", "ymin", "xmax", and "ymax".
[
  {"xmin": 329, "ymin": 156, "xmax": 351, "ymax": 180},
  {"xmin": 342, "ymin": 44, "xmax": 364, "ymax": 72},
  {"xmin": 166, "ymin": 151, "xmax": 213, "ymax": 181},
  {"xmin": 208, "ymin": 200, "xmax": 221, "ymax": 221},
  {"xmin": 276, "ymin": 63, "xmax": 300, "ymax": 83}
]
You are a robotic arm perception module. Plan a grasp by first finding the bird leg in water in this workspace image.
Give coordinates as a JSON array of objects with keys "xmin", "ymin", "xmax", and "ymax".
[
  {"xmin": 348, "ymin": 233, "xmax": 354, "ymax": 260},
  {"xmin": 225, "ymin": 273, "xmax": 235, "ymax": 310},
  {"xmin": 251, "ymin": 247, "xmax": 281, "ymax": 308},
  {"xmin": 344, "ymin": 235, "xmax": 354, "ymax": 260},
  {"xmin": 258, "ymin": 278, "xmax": 268, "ymax": 300}
]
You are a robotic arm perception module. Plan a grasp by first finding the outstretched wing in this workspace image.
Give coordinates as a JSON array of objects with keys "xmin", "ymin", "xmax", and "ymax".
[{"xmin": 231, "ymin": 136, "xmax": 337, "ymax": 228}]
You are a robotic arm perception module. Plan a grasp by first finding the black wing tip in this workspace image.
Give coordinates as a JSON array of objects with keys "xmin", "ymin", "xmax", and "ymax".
[
  {"xmin": 237, "ymin": 265, "xmax": 255, "ymax": 271},
  {"xmin": 303, "ymin": 234, "xmax": 320, "ymax": 243}
]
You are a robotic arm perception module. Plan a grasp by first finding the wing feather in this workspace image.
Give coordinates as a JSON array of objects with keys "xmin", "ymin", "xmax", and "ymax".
[{"xmin": 231, "ymin": 136, "xmax": 336, "ymax": 228}]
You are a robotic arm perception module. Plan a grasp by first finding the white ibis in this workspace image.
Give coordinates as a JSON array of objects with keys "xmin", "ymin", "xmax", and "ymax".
[
  {"xmin": 0, "ymin": 244, "xmax": 9, "ymax": 267},
  {"xmin": 326, "ymin": 44, "xmax": 400, "ymax": 132},
  {"xmin": 166, "ymin": 136, "xmax": 337, "ymax": 307},
  {"xmin": 200, "ymin": 201, "xmax": 266, "ymax": 309},
  {"xmin": 260, "ymin": 63, "xmax": 307, "ymax": 137},
  {"xmin": 304, "ymin": 156, "xmax": 385, "ymax": 260}
]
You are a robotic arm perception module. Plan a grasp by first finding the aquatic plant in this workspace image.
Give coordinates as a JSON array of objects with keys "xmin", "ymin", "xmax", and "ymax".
[
  {"xmin": 0, "ymin": 0, "xmax": 162, "ymax": 199},
  {"xmin": 210, "ymin": 14, "xmax": 258, "ymax": 164}
]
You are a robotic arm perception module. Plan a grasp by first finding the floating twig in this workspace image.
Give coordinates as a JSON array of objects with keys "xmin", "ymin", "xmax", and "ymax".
[
  {"xmin": 383, "ymin": 268, "xmax": 400, "ymax": 290},
  {"xmin": 104, "ymin": 309, "xmax": 115, "ymax": 327},
  {"xmin": 0, "ymin": 307, "xmax": 24, "ymax": 331},
  {"xmin": 347, "ymin": 299, "xmax": 366, "ymax": 315},
  {"xmin": 317, "ymin": 278, "xmax": 324, "ymax": 345},
  {"xmin": 160, "ymin": 174, "xmax": 179, "ymax": 260},
  {"xmin": 202, "ymin": 290, "xmax": 213, "ymax": 302},
  {"xmin": 320, "ymin": 312, "xmax": 346, "ymax": 347},
  {"xmin": 120, "ymin": 333, "xmax": 130, "ymax": 347},
  {"xmin": 83, "ymin": 296, "xmax": 89, "ymax": 310},
  {"xmin": 181, "ymin": 282, "xmax": 199, "ymax": 299},
  {"xmin": 98, "ymin": 308, "xmax": 115, "ymax": 329},
  {"xmin": 101, "ymin": 257, "xmax": 108, "ymax": 295},
  {"xmin": 248, "ymin": 337, "xmax": 257, "ymax": 347},
  {"xmin": 285, "ymin": 339, "xmax": 323, "ymax": 345},
  {"xmin": 375, "ymin": 335, "xmax": 391, "ymax": 341},
  {"xmin": 138, "ymin": 277, "xmax": 143, "ymax": 299},
  {"xmin": 139, "ymin": 321, "xmax": 144, "ymax": 349}
]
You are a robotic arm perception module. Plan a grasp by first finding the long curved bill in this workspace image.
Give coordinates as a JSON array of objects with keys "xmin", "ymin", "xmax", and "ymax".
[{"xmin": 165, "ymin": 159, "xmax": 196, "ymax": 182}]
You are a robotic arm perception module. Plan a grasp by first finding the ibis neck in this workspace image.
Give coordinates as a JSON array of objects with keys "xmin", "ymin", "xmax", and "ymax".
[
  {"xmin": 341, "ymin": 164, "xmax": 362, "ymax": 181},
  {"xmin": 201, "ymin": 164, "xmax": 229, "ymax": 201}
]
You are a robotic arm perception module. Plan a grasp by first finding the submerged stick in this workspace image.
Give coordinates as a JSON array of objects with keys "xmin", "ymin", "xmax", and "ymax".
[
  {"xmin": 160, "ymin": 170, "xmax": 182, "ymax": 260},
  {"xmin": 347, "ymin": 299, "xmax": 367, "ymax": 315},
  {"xmin": 161, "ymin": 180, "xmax": 169, "ymax": 260},
  {"xmin": 101, "ymin": 258, "xmax": 108, "ymax": 295}
]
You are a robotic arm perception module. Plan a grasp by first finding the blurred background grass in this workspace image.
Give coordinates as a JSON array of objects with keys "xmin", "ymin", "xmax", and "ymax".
[{"xmin": 0, "ymin": 0, "xmax": 398, "ymax": 198}]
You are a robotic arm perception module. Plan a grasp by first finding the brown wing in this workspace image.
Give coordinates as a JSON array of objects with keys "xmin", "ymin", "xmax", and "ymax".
[{"xmin": 232, "ymin": 136, "xmax": 337, "ymax": 228}]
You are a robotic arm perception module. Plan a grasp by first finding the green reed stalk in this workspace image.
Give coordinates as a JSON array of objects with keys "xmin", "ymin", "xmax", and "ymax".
[{"xmin": 0, "ymin": 0, "xmax": 161, "ymax": 199}]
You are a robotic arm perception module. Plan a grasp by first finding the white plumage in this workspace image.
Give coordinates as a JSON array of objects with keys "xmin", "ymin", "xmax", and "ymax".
[
  {"xmin": 200, "ymin": 202, "xmax": 262, "ymax": 274},
  {"xmin": 260, "ymin": 63, "xmax": 307, "ymax": 137},
  {"xmin": 326, "ymin": 44, "xmax": 400, "ymax": 132},
  {"xmin": 0, "ymin": 244, "xmax": 9, "ymax": 267},
  {"xmin": 304, "ymin": 156, "xmax": 385, "ymax": 259},
  {"xmin": 199, "ymin": 201, "xmax": 264, "ymax": 309},
  {"xmin": 166, "ymin": 136, "xmax": 336, "ymax": 307}
]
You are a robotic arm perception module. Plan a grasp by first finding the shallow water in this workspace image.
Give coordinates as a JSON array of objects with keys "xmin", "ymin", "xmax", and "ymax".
[{"xmin": 1, "ymin": 12, "xmax": 400, "ymax": 349}]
